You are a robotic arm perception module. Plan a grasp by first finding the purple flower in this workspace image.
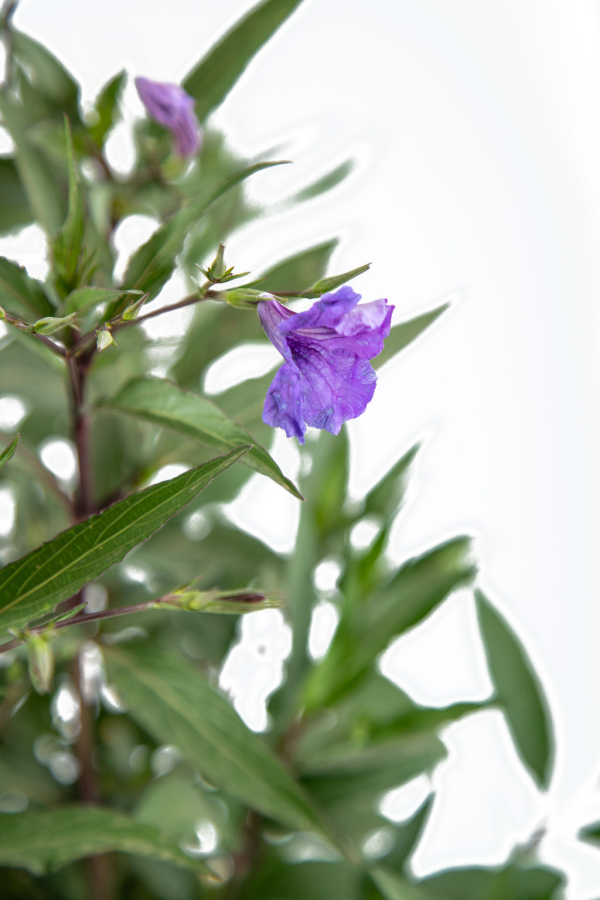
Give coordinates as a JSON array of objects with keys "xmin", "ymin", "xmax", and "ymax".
[
  {"xmin": 135, "ymin": 76, "xmax": 202, "ymax": 157},
  {"xmin": 258, "ymin": 286, "xmax": 394, "ymax": 443}
]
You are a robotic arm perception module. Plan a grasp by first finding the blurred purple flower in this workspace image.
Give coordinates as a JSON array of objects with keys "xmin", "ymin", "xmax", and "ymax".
[
  {"xmin": 135, "ymin": 76, "xmax": 202, "ymax": 157},
  {"xmin": 258, "ymin": 286, "xmax": 394, "ymax": 443}
]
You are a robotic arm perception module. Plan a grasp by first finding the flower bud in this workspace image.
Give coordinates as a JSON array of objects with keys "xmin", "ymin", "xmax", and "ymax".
[
  {"xmin": 97, "ymin": 329, "xmax": 114, "ymax": 351},
  {"xmin": 33, "ymin": 313, "xmax": 77, "ymax": 335},
  {"xmin": 27, "ymin": 634, "xmax": 54, "ymax": 695}
]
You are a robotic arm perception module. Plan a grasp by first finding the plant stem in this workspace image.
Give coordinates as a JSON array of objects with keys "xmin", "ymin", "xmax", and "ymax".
[
  {"xmin": 72, "ymin": 653, "xmax": 113, "ymax": 900},
  {"xmin": 68, "ymin": 356, "xmax": 93, "ymax": 518}
]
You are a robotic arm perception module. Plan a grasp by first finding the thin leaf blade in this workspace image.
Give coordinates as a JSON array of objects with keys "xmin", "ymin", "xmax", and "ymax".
[
  {"xmin": 0, "ymin": 807, "xmax": 210, "ymax": 876},
  {"xmin": 105, "ymin": 644, "xmax": 329, "ymax": 836},
  {"xmin": 475, "ymin": 590, "xmax": 553, "ymax": 787},
  {"xmin": 0, "ymin": 256, "xmax": 54, "ymax": 318},
  {"xmin": 0, "ymin": 434, "xmax": 19, "ymax": 472},
  {"xmin": 183, "ymin": 0, "xmax": 303, "ymax": 122},
  {"xmin": 101, "ymin": 376, "xmax": 302, "ymax": 499},
  {"xmin": 0, "ymin": 446, "xmax": 249, "ymax": 638}
]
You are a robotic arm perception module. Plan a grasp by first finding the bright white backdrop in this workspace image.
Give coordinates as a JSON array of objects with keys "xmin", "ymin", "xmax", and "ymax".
[{"xmin": 3, "ymin": 1, "xmax": 600, "ymax": 896}]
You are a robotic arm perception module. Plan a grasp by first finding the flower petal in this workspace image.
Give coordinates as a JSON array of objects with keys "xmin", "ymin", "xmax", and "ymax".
[
  {"xmin": 280, "ymin": 285, "xmax": 361, "ymax": 333},
  {"xmin": 257, "ymin": 299, "xmax": 295, "ymax": 359},
  {"xmin": 262, "ymin": 362, "xmax": 307, "ymax": 443},
  {"xmin": 288, "ymin": 336, "xmax": 377, "ymax": 435},
  {"xmin": 135, "ymin": 77, "xmax": 202, "ymax": 157}
]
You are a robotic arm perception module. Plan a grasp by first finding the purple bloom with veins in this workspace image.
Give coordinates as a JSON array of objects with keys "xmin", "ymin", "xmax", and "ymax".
[
  {"xmin": 258, "ymin": 286, "xmax": 394, "ymax": 443},
  {"xmin": 135, "ymin": 76, "xmax": 202, "ymax": 157}
]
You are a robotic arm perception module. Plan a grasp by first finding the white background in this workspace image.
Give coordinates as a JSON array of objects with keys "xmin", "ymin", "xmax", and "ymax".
[{"xmin": 4, "ymin": 1, "xmax": 600, "ymax": 896}]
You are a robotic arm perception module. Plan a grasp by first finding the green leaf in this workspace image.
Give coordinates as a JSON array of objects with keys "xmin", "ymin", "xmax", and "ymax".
[
  {"xmin": 305, "ymin": 538, "xmax": 477, "ymax": 710},
  {"xmin": 105, "ymin": 643, "xmax": 330, "ymax": 837},
  {"xmin": 363, "ymin": 443, "xmax": 420, "ymax": 520},
  {"xmin": 10, "ymin": 30, "xmax": 80, "ymax": 119},
  {"xmin": 122, "ymin": 160, "xmax": 288, "ymax": 298},
  {"xmin": 0, "ymin": 806, "xmax": 210, "ymax": 876},
  {"xmin": 0, "ymin": 256, "xmax": 54, "ymax": 318},
  {"xmin": 0, "ymin": 446, "xmax": 248, "ymax": 639},
  {"xmin": 303, "ymin": 263, "xmax": 371, "ymax": 298},
  {"xmin": 183, "ymin": 0, "xmax": 304, "ymax": 122},
  {"xmin": 101, "ymin": 376, "xmax": 303, "ymax": 499},
  {"xmin": 419, "ymin": 860, "xmax": 564, "ymax": 900},
  {"xmin": 0, "ymin": 434, "xmax": 19, "ymax": 472},
  {"xmin": 52, "ymin": 118, "xmax": 85, "ymax": 292},
  {"xmin": 89, "ymin": 69, "xmax": 126, "ymax": 146},
  {"xmin": 370, "ymin": 868, "xmax": 433, "ymax": 900},
  {"xmin": 475, "ymin": 590, "xmax": 553, "ymax": 787},
  {"xmin": 64, "ymin": 286, "xmax": 142, "ymax": 315},
  {"xmin": 291, "ymin": 160, "xmax": 354, "ymax": 204},
  {"xmin": 0, "ymin": 92, "xmax": 67, "ymax": 236},
  {"xmin": 0, "ymin": 157, "xmax": 33, "ymax": 235},
  {"xmin": 374, "ymin": 303, "xmax": 450, "ymax": 370}
]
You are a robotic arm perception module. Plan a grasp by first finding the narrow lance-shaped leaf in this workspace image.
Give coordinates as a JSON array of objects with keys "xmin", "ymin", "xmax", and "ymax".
[
  {"xmin": 374, "ymin": 302, "xmax": 450, "ymax": 370},
  {"xmin": 183, "ymin": 0, "xmax": 304, "ymax": 122},
  {"xmin": 0, "ymin": 434, "xmax": 19, "ymax": 472},
  {"xmin": 0, "ymin": 158, "xmax": 34, "ymax": 236},
  {"xmin": 363, "ymin": 443, "xmax": 420, "ymax": 520},
  {"xmin": 0, "ymin": 93, "xmax": 66, "ymax": 236},
  {"xmin": 52, "ymin": 118, "xmax": 84, "ymax": 292},
  {"xmin": 105, "ymin": 644, "xmax": 331, "ymax": 838},
  {"xmin": 0, "ymin": 256, "xmax": 54, "ymax": 318},
  {"xmin": 89, "ymin": 69, "xmax": 126, "ymax": 146},
  {"xmin": 291, "ymin": 159, "xmax": 354, "ymax": 204},
  {"xmin": 0, "ymin": 807, "xmax": 211, "ymax": 876},
  {"xmin": 122, "ymin": 160, "xmax": 289, "ymax": 298},
  {"xmin": 101, "ymin": 377, "xmax": 303, "ymax": 499},
  {"xmin": 302, "ymin": 263, "xmax": 371, "ymax": 298},
  {"xmin": 0, "ymin": 446, "xmax": 249, "ymax": 639},
  {"xmin": 10, "ymin": 30, "xmax": 80, "ymax": 118},
  {"xmin": 304, "ymin": 537, "xmax": 477, "ymax": 710},
  {"xmin": 475, "ymin": 589, "xmax": 554, "ymax": 787}
]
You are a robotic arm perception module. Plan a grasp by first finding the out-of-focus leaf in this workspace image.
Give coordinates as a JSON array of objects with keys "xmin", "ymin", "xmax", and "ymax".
[
  {"xmin": 374, "ymin": 303, "xmax": 449, "ymax": 370},
  {"xmin": 305, "ymin": 538, "xmax": 476, "ymax": 710},
  {"xmin": 475, "ymin": 590, "xmax": 553, "ymax": 787},
  {"xmin": 105, "ymin": 643, "xmax": 330, "ymax": 837},
  {"xmin": 0, "ymin": 256, "xmax": 54, "ymax": 318},
  {"xmin": 8, "ymin": 326, "xmax": 66, "ymax": 374},
  {"xmin": 0, "ymin": 447, "xmax": 248, "ymax": 638},
  {"xmin": 291, "ymin": 160, "xmax": 354, "ymax": 204},
  {"xmin": 11, "ymin": 30, "xmax": 80, "ymax": 119},
  {"xmin": 52, "ymin": 119, "xmax": 85, "ymax": 292},
  {"xmin": 183, "ymin": 0, "xmax": 303, "ymax": 122},
  {"xmin": 0, "ymin": 434, "xmax": 19, "ymax": 471},
  {"xmin": 370, "ymin": 868, "xmax": 433, "ymax": 900},
  {"xmin": 64, "ymin": 286, "xmax": 141, "ymax": 315},
  {"xmin": 0, "ymin": 92, "xmax": 66, "ymax": 236},
  {"xmin": 251, "ymin": 240, "xmax": 338, "ymax": 294},
  {"xmin": 363, "ymin": 444, "xmax": 419, "ymax": 521},
  {"xmin": 122, "ymin": 160, "xmax": 288, "ymax": 298},
  {"xmin": 0, "ymin": 157, "xmax": 33, "ymax": 235},
  {"xmin": 244, "ymin": 853, "xmax": 359, "ymax": 900},
  {"xmin": 102, "ymin": 377, "xmax": 302, "ymax": 499},
  {"xmin": 418, "ymin": 859, "xmax": 564, "ymax": 900},
  {"xmin": 301, "ymin": 732, "xmax": 444, "ymax": 844},
  {"xmin": 297, "ymin": 674, "xmax": 483, "ymax": 766},
  {"xmin": 0, "ymin": 807, "xmax": 210, "ymax": 875},
  {"xmin": 89, "ymin": 69, "xmax": 126, "ymax": 146}
]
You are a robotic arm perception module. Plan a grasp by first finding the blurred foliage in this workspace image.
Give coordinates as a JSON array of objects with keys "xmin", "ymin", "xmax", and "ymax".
[{"xmin": 0, "ymin": 0, "xmax": 571, "ymax": 898}]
